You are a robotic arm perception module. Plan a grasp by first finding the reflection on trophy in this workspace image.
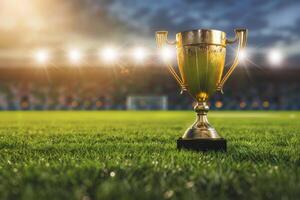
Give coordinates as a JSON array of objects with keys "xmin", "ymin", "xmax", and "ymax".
[{"xmin": 156, "ymin": 28, "xmax": 248, "ymax": 151}]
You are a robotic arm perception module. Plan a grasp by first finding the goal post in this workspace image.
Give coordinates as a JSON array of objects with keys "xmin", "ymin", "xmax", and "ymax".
[{"xmin": 126, "ymin": 95, "xmax": 168, "ymax": 110}]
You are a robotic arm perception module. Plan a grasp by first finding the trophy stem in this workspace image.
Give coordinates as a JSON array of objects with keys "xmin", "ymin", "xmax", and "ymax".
[
  {"xmin": 177, "ymin": 101, "xmax": 227, "ymax": 151},
  {"xmin": 182, "ymin": 101, "xmax": 221, "ymax": 139},
  {"xmin": 194, "ymin": 101, "xmax": 210, "ymax": 125}
]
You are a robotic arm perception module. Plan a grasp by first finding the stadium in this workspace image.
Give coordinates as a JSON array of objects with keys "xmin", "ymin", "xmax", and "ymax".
[{"xmin": 0, "ymin": 0, "xmax": 300, "ymax": 200}]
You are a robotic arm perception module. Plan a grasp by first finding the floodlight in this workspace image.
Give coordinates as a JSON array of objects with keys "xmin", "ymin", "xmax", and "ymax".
[
  {"xmin": 238, "ymin": 49, "xmax": 248, "ymax": 61},
  {"xmin": 101, "ymin": 47, "xmax": 118, "ymax": 63},
  {"xmin": 268, "ymin": 49, "xmax": 283, "ymax": 66},
  {"xmin": 68, "ymin": 49, "xmax": 82, "ymax": 64},
  {"xmin": 34, "ymin": 49, "xmax": 49, "ymax": 64},
  {"xmin": 132, "ymin": 47, "xmax": 147, "ymax": 62},
  {"xmin": 160, "ymin": 46, "xmax": 174, "ymax": 61}
]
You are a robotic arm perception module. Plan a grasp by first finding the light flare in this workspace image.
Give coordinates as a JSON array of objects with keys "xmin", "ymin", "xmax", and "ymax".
[
  {"xmin": 101, "ymin": 47, "xmax": 118, "ymax": 63},
  {"xmin": 68, "ymin": 49, "xmax": 82, "ymax": 64},
  {"xmin": 159, "ymin": 46, "xmax": 175, "ymax": 61},
  {"xmin": 238, "ymin": 49, "xmax": 248, "ymax": 62},
  {"xmin": 132, "ymin": 47, "xmax": 147, "ymax": 62},
  {"xmin": 268, "ymin": 49, "xmax": 283, "ymax": 66},
  {"xmin": 34, "ymin": 49, "xmax": 49, "ymax": 64}
]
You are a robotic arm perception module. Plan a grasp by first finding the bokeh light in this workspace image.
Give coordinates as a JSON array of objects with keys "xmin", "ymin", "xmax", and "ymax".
[
  {"xmin": 101, "ymin": 47, "xmax": 118, "ymax": 63},
  {"xmin": 238, "ymin": 49, "xmax": 248, "ymax": 62},
  {"xmin": 268, "ymin": 49, "xmax": 283, "ymax": 66},
  {"xmin": 215, "ymin": 101, "xmax": 223, "ymax": 109},
  {"xmin": 68, "ymin": 49, "xmax": 82, "ymax": 64},
  {"xmin": 132, "ymin": 47, "xmax": 147, "ymax": 62},
  {"xmin": 34, "ymin": 49, "xmax": 49, "ymax": 64},
  {"xmin": 159, "ymin": 46, "xmax": 174, "ymax": 61}
]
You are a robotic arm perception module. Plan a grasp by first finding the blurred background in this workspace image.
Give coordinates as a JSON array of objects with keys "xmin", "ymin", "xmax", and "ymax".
[{"xmin": 0, "ymin": 0, "xmax": 299, "ymax": 110}]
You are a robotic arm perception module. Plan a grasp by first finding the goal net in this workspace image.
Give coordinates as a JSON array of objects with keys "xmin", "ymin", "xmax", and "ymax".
[{"xmin": 126, "ymin": 95, "xmax": 168, "ymax": 110}]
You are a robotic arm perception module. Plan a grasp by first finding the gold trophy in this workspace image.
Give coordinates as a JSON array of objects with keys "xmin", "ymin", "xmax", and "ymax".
[{"xmin": 156, "ymin": 28, "xmax": 247, "ymax": 151}]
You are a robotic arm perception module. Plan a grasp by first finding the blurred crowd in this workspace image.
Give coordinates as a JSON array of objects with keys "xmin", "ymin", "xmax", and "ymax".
[{"xmin": 0, "ymin": 67, "xmax": 299, "ymax": 110}]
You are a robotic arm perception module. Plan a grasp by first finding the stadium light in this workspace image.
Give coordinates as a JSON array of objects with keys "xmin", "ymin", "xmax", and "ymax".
[
  {"xmin": 68, "ymin": 49, "xmax": 82, "ymax": 64},
  {"xmin": 132, "ymin": 47, "xmax": 147, "ymax": 62},
  {"xmin": 160, "ymin": 46, "xmax": 174, "ymax": 61},
  {"xmin": 268, "ymin": 49, "xmax": 283, "ymax": 66},
  {"xmin": 238, "ymin": 49, "xmax": 248, "ymax": 62},
  {"xmin": 101, "ymin": 47, "xmax": 118, "ymax": 63},
  {"xmin": 34, "ymin": 49, "xmax": 49, "ymax": 64}
]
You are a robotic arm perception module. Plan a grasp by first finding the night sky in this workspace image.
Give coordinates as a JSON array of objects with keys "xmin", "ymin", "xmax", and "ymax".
[{"xmin": 0, "ymin": 0, "xmax": 300, "ymax": 66}]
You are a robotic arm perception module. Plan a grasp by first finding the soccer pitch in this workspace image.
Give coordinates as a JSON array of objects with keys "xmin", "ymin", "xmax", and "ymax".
[{"xmin": 0, "ymin": 111, "xmax": 299, "ymax": 199}]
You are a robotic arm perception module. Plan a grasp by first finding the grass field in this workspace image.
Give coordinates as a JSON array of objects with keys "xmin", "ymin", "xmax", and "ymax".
[{"xmin": 0, "ymin": 111, "xmax": 299, "ymax": 200}]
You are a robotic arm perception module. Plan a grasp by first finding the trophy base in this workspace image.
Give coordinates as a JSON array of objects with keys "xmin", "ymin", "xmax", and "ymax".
[{"xmin": 177, "ymin": 137, "xmax": 227, "ymax": 152}]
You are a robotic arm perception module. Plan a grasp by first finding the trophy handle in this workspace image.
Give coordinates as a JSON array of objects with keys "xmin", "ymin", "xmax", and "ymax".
[
  {"xmin": 217, "ymin": 28, "xmax": 248, "ymax": 93},
  {"xmin": 156, "ymin": 31, "xmax": 187, "ymax": 93}
]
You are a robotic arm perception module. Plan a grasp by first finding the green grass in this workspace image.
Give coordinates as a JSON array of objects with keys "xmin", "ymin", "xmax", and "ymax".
[{"xmin": 0, "ymin": 111, "xmax": 299, "ymax": 200}]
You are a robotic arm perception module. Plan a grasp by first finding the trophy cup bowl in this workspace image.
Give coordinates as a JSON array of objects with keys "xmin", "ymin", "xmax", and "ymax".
[{"xmin": 156, "ymin": 28, "xmax": 248, "ymax": 151}]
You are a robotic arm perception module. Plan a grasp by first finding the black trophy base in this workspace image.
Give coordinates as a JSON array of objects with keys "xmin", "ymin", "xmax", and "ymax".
[{"xmin": 177, "ymin": 137, "xmax": 227, "ymax": 152}]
